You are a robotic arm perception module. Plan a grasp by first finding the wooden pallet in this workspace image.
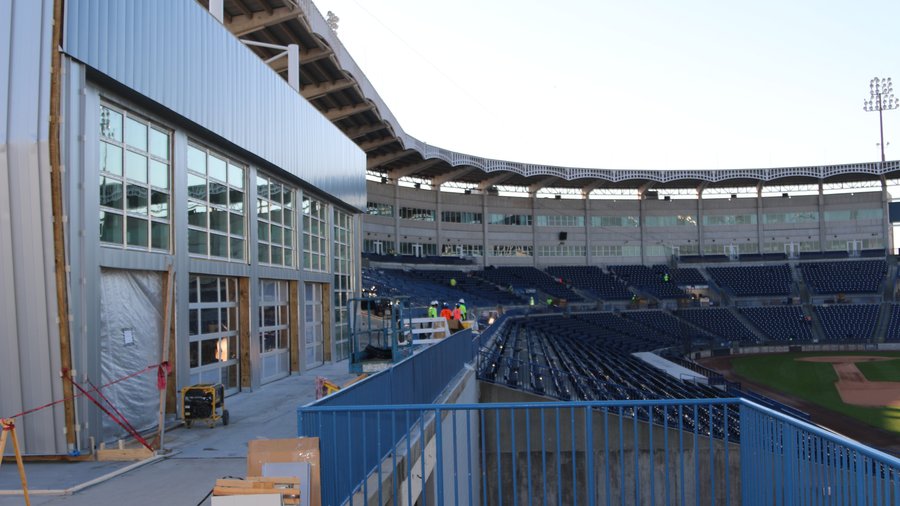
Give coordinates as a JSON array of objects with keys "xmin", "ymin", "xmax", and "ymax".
[{"xmin": 213, "ymin": 477, "xmax": 301, "ymax": 505}]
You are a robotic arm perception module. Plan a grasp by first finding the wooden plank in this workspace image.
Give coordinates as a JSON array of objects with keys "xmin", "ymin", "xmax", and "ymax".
[
  {"xmin": 96, "ymin": 447, "xmax": 155, "ymax": 462},
  {"xmin": 165, "ymin": 287, "xmax": 178, "ymax": 414},
  {"xmin": 155, "ymin": 265, "xmax": 175, "ymax": 450},
  {"xmin": 289, "ymin": 280, "xmax": 300, "ymax": 373},
  {"xmin": 49, "ymin": 0, "xmax": 76, "ymax": 449},
  {"xmin": 239, "ymin": 278, "xmax": 252, "ymax": 389}
]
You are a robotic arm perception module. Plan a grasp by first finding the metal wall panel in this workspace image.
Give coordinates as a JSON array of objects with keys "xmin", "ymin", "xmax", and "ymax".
[
  {"xmin": 0, "ymin": 0, "xmax": 68, "ymax": 454},
  {"xmin": 63, "ymin": 0, "xmax": 366, "ymax": 211}
]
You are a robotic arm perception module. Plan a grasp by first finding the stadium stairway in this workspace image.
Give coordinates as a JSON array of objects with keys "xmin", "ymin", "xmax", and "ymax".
[
  {"xmin": 802, "ymin": 303, "xmax": 827, "ymax": 341},
  {"xmin": 884, "ymin": 257, "xmax": 898, "ymax": 302},
  {"xmin": 874, "ymin": 301, "xmax": 893, "ymax": 342},
  {"xmin": 729, "ymin": 307, "xmax": 770, "ymax": 343},
  {"xmin": 699, "ymin": 267, "xmax": 730, "ymax": 306}
]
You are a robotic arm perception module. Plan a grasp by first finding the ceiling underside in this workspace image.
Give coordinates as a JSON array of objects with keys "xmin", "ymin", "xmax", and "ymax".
[{"xmin": 204, "ymin": 0, "xmax": 900, "ymax": 193}]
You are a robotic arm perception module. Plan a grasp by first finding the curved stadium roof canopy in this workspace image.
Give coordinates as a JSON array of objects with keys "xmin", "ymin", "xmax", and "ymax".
[{"xmin": 203, "ymin": 0, "xmax": 900, "ymax": 193}]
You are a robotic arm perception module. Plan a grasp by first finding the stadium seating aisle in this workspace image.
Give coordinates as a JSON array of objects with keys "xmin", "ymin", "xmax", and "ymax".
[
  {"xmin": 545, "ymin": 265, "xmax": 632, "ymax": 300},
  {"xmin": 476, "ymin": 266, "xmax": 583, "ymax": 301},
  {"xmin": 608, "ymin": 264, "xmax": 688, "ymax": 298},
  {"xmin": 673, "ymin": 308, "xmax": 758, "ymax": 343}
]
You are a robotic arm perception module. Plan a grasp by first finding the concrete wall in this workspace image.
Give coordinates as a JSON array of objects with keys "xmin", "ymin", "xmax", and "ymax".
[{"xmin": 479, "ymin": 383, "xmax": 741, "ymax": 505}]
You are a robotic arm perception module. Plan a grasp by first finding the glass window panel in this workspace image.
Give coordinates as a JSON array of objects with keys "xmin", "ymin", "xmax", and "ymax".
[
  {"xmin": 262, "ymin": 331, "xmax": 276, "ymax": 352},
  {"xmin": 187, "ymin": 203, "xmax": 208, "ymax": 227},
  {"xmin": 271, "ymin": 246, "xmax": 283, "ymax": 265},
  {"xmin": 209, "ymin": 209, "xmax": 229, "ymax": 233},
  {"xmin": 209, "ymin": 182, "xmax": 228, "ymax": 206},
  {"xmin": 100, "ymin": 106, "xmax": 123, "ymax": 141},
  {"xmin": 284, "ymin": 248, "xmax": 292, "ymax": 267},
  {"xmin": 100, "ymin": 141, "xmax": 123, "ymax": 176},
  {"xmin": 99, "ymin": 176, "xmax": 124, "ymax": 209},
  {"xmin": 262, "ymin": 306, "xmax": 276, "ymax": 327},
  {"xmin": 258, "ymin": 223, "xmax": 269, "ymax": 242},
  {"xmin": 257, "ymin": 198, "xmax": 269, "ymax": 221},
  {"xmin": 258, "ymin": 243, "xmax": 269, "ymax": 263},
  {"xmin": 188, "ymin": 229, "xmax": 207, "ymax": 255},
  {"xmin": 125, "ymin": 185, "xmax": 149, "ymax": 215},
  {"xmin": 125, "ymin": 151, "xmax": 148, "ymax": 183},
  {"xmin": 208, "ymin": 155, "xmax": 227, "ymax": 182},
  {"xmin": 200, "ymin": 307, "xmax": 219, "ymax": 333},
  {"xmin": 230, "ymin": 238, "xmax": 245, "ymax": 261},
  {"xmin": 190, "ymin": 342, "xmax": 199, "ymax": 368},
  {"xmin": 125, "ymin": 117, "xmax": 148, "ymax": 151},
  {"xmin": 126, "ymin": 217, "xmax": 148, "ymax": 247},
  {"xmin": 201, "ymin": 339, "xmax": 218, "ymax": 366},
  {"xmin": 151, "ymin": 222, "xmax": 169, "ymax": 250},
  {"xmin": 230, "ymin": 213, "xmax": 244, "ymax": 237},
  {"xmin": 270, "ymin": 203, "xmax": 283, "ymax": 224},
  {"xmin": 188, "ymin": 278, "xmax": 199, "ymax": 304},
  {"xmin": 99, "ymin": 211, "xmax": 123, "ymax": 244},
  {"xmin": 149, "ymin": 127, "xmax": 169, "ymax": 160},
  {"xmin": 284, "ymin": 231, "xmax": 292, "ymax": 248},
  {"xmin": 229, "ymin": 189, "xmax": 244, "ymax": 213},
  {"xmin": 187, "ymin": 145, "xmax": 206, "ymax": 174},
  {"xmin": 257, "ymin": 176, "xmax": 269, "ymax": 199},
  {"xmin": 199, "ymin": 277, "xmax": 218, "ymax": 302},
  {"xmin": 150, "ymin": 190, "xmax": 168, "ymax": 218},
  {"xmin": 187, "ymin": 173, "xmax": 207, "ymax": 200},
  {"xmin": 189, "ymin": 308, "xmax": 199, "ymax": 335},
  {"xmin": 228, "ymin": 163, "xmax": 244, "ymax": 189},
  {"xmin": 210, "ymin": 233, "xmax": 228, "ymax": 258},
  {"xmin": 149, "ymin": 159, "xmax": 168, "ymax": 189},
  {"xmin": 283, "ymin": 207, "xmax": 292, "ymax": 227}
]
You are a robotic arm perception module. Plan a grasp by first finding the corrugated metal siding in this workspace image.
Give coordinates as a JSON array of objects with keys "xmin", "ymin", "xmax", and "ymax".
[
  {"xmin": 62, "ymin": 0, "xmax": 366, "ymax": 210},
  {"xmin": 0, "ymin": 0, "xmax": 68, "ymax": 454}
]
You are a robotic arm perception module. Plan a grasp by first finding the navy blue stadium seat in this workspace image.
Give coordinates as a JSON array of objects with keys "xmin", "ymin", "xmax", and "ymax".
[{"xmin": 706, "ymin": 264, "xmax": 793, "ymax": 297}]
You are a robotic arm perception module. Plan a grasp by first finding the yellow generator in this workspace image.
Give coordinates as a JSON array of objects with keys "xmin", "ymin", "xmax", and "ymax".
[{"xmin": 181, "ymin": 384, "xmax": 229, "ymax": 428}]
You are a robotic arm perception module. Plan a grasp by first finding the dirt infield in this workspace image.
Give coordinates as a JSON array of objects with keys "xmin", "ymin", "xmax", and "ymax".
[
  {"xmin": 796, "ymin": 356, "xmax": 900, "ymax": 408},
  {"xmin": 697, "ymin": 355, "xmax": 900, "ymax": 456}
]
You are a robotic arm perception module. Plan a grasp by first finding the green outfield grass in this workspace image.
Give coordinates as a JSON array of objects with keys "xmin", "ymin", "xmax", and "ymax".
[
  {"xmin": 730, "ymin": 351, "xmax": 900, "ymax": 434},
  {"xmin": 856, "ymin": 358, "xmax": 900, "ymax": 382}
]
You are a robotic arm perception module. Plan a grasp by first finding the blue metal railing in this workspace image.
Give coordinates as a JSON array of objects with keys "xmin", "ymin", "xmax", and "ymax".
[{"xmin": 299, "ymin": 398, "xmax": 900, "ymax": 506}]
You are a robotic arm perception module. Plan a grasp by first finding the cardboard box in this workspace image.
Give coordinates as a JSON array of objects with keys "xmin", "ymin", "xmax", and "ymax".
[{"xmin": 247, "ymin": 437, "xmax": 320, "ymax": 506}]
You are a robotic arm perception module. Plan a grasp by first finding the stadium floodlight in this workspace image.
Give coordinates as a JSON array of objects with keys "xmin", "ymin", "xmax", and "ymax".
[{"xmin": 863, "ymin": 77, "xmax": 900, "ymax": 162}]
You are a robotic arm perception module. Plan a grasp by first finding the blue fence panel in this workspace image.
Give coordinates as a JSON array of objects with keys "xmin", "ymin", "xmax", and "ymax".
[{"xmin": 301, "ymin": 399, "xmax": 900, "ymax": 506}]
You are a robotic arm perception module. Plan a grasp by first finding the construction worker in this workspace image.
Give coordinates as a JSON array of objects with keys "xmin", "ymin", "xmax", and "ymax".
[
  {"xmin": 427, "ymin": 300, "xmax": 438, "ymax": 318},
  {"xmin": 452, "ymin": 303, "xmax": 462, "ymax": 320},
  {"xmin": 458, "ymin": 298, "xmax": 467, "ymax": 320},
  {"xmin": 440, "ymin": 303, "xmax": 452, "ymax": 320},
  {"xmin": 529, "ymin": 296, "xmax": 535, "ymax": 306},
  {"xmin": 450, "ymin": 277, "xmax": 457, "ymax": 287},
  {"xmin": 663, "ymin": 272, "xmax": 670, "ymax": 283}
]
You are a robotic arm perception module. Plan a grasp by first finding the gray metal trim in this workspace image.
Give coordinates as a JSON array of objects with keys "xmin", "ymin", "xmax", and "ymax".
[{"xmin": 63, "ymin": 0, "xmax": 366, "ymax": 210}]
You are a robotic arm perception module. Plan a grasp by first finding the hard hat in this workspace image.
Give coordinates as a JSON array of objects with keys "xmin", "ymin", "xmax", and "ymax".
[
  {"xmin": 443, "ymin": 302, "xmax": 449, "ymax": 307},
  {"xmin": 431, "ymin": 300, "xmax": 438, "ymax": 305},
  {"xmin": 458, "ymin": 298, "xmax": 465, "ymax": 304}
]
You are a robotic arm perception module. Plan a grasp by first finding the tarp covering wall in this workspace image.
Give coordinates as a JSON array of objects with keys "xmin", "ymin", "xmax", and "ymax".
[{"xmin": 99, "ymin": 269, "xmax": 163, "ymax": 440}]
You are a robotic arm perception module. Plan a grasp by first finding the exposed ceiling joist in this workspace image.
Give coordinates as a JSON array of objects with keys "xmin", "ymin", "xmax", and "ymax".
[
  {"xmin": 324, "ymin": 102, "xmax": 374, "ymax": 122},
  {"xmin": 344, "ymin": 123, "xmax": 388, "ymax": 139},
  {"xmin": 270, "ymin": 47, "xmax": 334, "ymax": 72},
  {"xmin": 227, "ymin": 5, "xmax": 298, "ymax": 37},
  {"xmin": 368, "ymin": 150, "xmax": 415, "ymax": 170},
  {"xmin": 581, "ymin": 180, "xmax": 607, "ymax": 196},
  {"xmin": 357, "ymin": 136, "xmax": 398, "ymax": 151},
  {"xmin": 387, "ymin": 159, "xmax": 442, "ymax": 179},
  {"xmin": 432, "ymin": 167, "xmax": 474, "ymax": 186},
  {"xmin": 300, "ymin": 78, "xmax": 355, "ymax": 100}
]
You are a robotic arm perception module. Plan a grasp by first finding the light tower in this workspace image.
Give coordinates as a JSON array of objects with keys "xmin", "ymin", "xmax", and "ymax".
[{"xmin": 863, "ymin": 77, "xmax": 899, "ymax": 162}]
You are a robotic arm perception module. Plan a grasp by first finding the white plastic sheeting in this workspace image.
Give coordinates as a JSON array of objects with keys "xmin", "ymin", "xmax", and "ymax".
[{"xmin": 99, "ymin": 269, "xmax": 163, "ymax": 441}]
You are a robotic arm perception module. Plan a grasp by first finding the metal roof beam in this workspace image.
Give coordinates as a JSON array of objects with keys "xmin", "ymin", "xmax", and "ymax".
[
  {"xmin": 368, "ymin": 150, "xmax": 415, "ymax": 170},
  {"xmin": 638, "ymin": 181, "xmax": 656, "ymax": 195},
  {"xmin": 386, "ymin": 159, "xmax": 442, "ymax": 179},
  {"xmin": 227, "ymin": 5, "xmax": 299, "ymax": 37},
  {"xmin": 581, "ymin": 179, "xmax": 607, "ymax": 196},
  {"xmin": 324, "ymin": 102, "xmax": 374, "ymax": 122},
  {"xmin": 301, "ymin": 78, "xmax": 355, "ymax": 100},
  {"xmin": 478, "ymin": 173, "xmax": 514, "ymax": 191},
  {"xmin": 528, "ymin": 176, "xmax": 560, "ymax": 194},
  {"xmin": 432, "ymin": 167, "xmax": 473, "ymax": 186}
]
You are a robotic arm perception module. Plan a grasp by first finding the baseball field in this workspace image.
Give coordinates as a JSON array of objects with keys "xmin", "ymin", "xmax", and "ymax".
[{"xmin": 713, "ymin": 351, "xmax": 900, "ymax": 434}]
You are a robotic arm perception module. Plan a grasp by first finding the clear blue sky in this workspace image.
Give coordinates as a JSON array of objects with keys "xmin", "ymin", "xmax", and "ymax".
[{"xmin": 312, "ymin": 0, "xmax": 900, "ymax": 171}]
